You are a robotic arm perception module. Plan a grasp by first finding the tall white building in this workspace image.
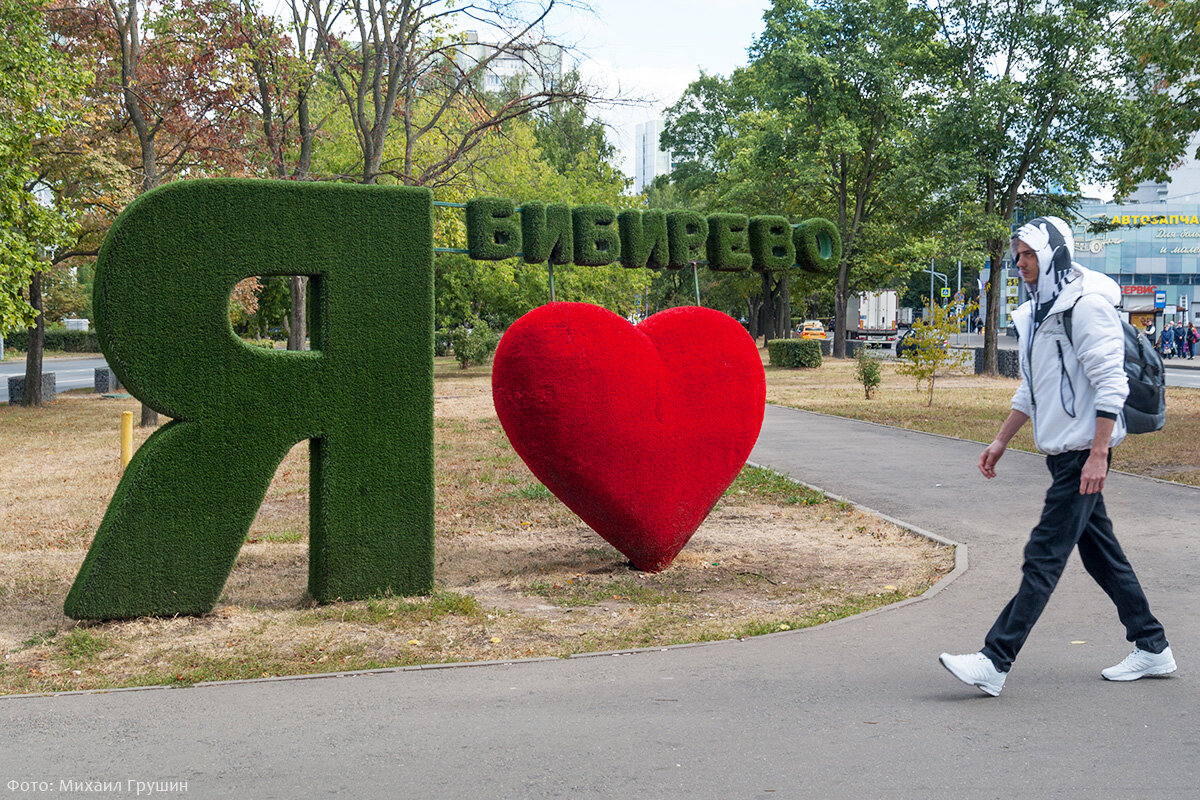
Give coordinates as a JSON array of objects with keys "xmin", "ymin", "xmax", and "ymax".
[
  {"xmin": 456, "ymin": 30, "xmax": 563, "ymax": 93},
  {"xmin": 634, "ymin": 120, "xmax": 673, "ymax": 194}
]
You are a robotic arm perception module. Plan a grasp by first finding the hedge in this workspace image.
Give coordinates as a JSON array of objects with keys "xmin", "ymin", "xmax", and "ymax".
[
  {"xmin": 706, "ymin": 213, "xmax": 753, "ymax": 271},
  {"xmin": 519, "ymin": 201, "xmax": 573, "ymax": 265},
  {"xmin": 572, "ymin": 204, "xmax": 621, "ymax": 266},
  {"xmin": 65, "ymin": 179, "xmax": 435, "ymax": 620},
  {"xmin": 666, "ymin": 210, "xmax": 708, "ymax": 268},
  {"xmin": 3, "ymin": 327, "xmax": 100, "ymax": 353},
  {"xmin": 618, "ymin": 209, "xmax": 670, "ymax": 269},
  {"xmin": 794, "ymin": 217, "xmax": 843, "ymax": 273},
  {"xmin": 767, "ymin": 338, "xmax": 823, "ymax": 368},
  {"xmin": 748, "ymin": 215, "xmax": 796, "ymax": 271}
]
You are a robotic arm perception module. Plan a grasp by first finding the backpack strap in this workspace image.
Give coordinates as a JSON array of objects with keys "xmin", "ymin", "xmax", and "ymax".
[{"xmin": 1062, "ymin": 297, "xmax": 1082, "ymax": 345}]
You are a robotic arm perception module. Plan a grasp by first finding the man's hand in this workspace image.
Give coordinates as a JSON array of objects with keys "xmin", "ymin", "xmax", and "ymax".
[
  {"xmin": 1082, "ymin": 415, "xmax": 1117, "ymax": 495},
  {"xmin": 1081, "ymin": 451, "xmax": 1108, "ymax": 494},
  {"xmin": 980, "ymin": 409, "xmax": 1029, "ymax": 479},
  {"xmin": 979, "ymin": 440, "xmax": 1006, "ymax": 479}
]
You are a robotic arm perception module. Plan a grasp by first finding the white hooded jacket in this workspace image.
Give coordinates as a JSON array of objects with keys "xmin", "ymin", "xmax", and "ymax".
[{"xmin": 1010, "ymin": 265, "xmax": 1128, "ymax": 455}]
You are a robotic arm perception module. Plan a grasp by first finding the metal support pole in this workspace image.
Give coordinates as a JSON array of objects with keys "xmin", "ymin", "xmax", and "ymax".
[
  {"xmin": 548, "ymin": 262, "xmax": 556, "ymax": 303},
  {"xmin": 120, "ymin": 411, "xmax": 133, "ymax": 471},
  {"xmin": 693, "ymin": 264, "xmax": 701, "ymax": 306}
]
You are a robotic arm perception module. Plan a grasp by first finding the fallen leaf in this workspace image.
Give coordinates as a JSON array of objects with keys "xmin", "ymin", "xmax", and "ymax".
[{"xmin": 489, "ymin": 636, "xmax": 502, "ymax": 643}]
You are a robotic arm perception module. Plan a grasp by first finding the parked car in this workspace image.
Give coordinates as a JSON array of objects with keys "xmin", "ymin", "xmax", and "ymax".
[
  {"xmin": 894, "ymin": 327, "xmax": 949, "ymax": 359},
  {"xmin": 799, "ymin": 320, "xmax": 826, "ymax": 340}
]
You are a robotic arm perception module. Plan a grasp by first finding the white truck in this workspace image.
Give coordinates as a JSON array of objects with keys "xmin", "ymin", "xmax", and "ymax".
[{"xmin": 845, "ymin": 290, "xmax": 900, "ymax": 346}]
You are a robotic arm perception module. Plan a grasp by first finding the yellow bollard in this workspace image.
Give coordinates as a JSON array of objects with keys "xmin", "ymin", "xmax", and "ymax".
[{"xmin": 120, "ymin": 411, "xmax": 133, "ymax": 471}]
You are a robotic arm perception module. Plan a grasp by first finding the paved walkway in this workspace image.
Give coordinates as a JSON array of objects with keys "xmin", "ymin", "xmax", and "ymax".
[{"xmin": 3, "ymin": 407, "xmax": 1197, "ymax": 798}]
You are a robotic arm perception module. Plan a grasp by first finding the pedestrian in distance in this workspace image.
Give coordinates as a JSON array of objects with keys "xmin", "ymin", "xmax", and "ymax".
[
  {"xmin": 939, "ymin": 216, "xmax": 1175, "ymax": 697},
  {"xmin": 1161, "ymin": 321, "xmax": 1175, "ymax": 359},
  {"xmin": 1186, "ymin": 321, "xmax": 1197, "ymax": 360}
]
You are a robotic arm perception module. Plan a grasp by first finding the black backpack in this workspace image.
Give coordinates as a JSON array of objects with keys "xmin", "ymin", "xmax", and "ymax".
[{"xmin": 1063, "ymin": 301, "xmax": 1166, "ymax": 434}]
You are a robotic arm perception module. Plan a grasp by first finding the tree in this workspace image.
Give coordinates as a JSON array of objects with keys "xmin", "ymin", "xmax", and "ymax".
[
  {"xmin": 746, "ymin": 0, "xmax": 946, "ymax": 357},
  {"xmin": 1106, "ymin": 1, "xmax": 1200, "ymax": 199},
  {"xmin": 308, "ymin": 0, "xmax": 592, "ymax": 187},
  {"xmin": 1, "ymin": 0, "xmax": 87, "ymax": 406},
  {"xmin": 926, "ymin": 0, "xmax": 1134, "ymax": 375},
  {"xmin": 660, "ymin": 72, "xmax": 745, "ymax": 201},
  {"xmin": 51, "ymin": 0, "xmax": 261, "ymax": 423},
  {"xmin": 896, "ymin": 298, "xmax": 975, "ymax": 405},
  {"xmin": 233, "ymin": 0, "xmax": 341, "ymax": 351}
]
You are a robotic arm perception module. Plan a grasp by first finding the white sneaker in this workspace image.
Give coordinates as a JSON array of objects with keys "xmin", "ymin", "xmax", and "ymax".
[
  {"xmin": 1101, "ymin": 646, "xmax": 1177, "ymax": 681},
  {"xmin": 939, "ymin": 652, "xmax": 1007, "ymax": 696}
]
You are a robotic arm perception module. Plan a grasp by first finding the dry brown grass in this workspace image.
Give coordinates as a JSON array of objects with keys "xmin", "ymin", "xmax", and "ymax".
[
  {"xmin": 0, "ymin": 359, "xmax": 951, "ymax": 694},
  {"xmin": 766, "ymin": 355, "xmax": 1200, "ymax": 486}
]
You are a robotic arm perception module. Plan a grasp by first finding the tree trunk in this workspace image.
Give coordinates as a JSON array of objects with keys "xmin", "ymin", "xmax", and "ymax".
[
  {"xmin": 982, "ymin": 239, "xmax": 1004, "ymax": 376},
  {"xmin": 746, "ymin": 296, "xmax": 761, "ymax": 344},
  {"xmin": 287, "ymin": 276, "xmax": 307, "ymax": 351},
  {"xmin": 760, "ymin": 271, "xmax": 776, "ymax": 343},
  {"xmin": 776, "ymin": 273, "xmax": 791, "ymax": 339},
  {"xmin": 21, "ymin": 271, "xmax": 45, "ymax": 407},
  {"xmin": 833, "ymin": 260, "xmax": 849, "ymax": 358}
]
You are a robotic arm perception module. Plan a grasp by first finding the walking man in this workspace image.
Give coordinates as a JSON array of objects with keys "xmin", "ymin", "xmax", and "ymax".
[{"xmin": 939, "ymin": 216, "xmax": 1175, "ymax": 696}]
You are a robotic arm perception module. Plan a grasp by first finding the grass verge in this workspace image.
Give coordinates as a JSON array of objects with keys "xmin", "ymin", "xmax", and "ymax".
[{"xmin": 1, "ymin": 357, "xmax": 952, "ymax": 694}]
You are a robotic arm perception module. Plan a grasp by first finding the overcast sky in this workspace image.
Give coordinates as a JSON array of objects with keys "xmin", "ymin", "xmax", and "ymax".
[{"xmin": 545, "ymin": 0, "xmax": 774, "ymax": 181}]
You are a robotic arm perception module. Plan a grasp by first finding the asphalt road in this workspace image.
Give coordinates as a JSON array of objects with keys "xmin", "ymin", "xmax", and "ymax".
[
  {"xmin": 0, "ymin": 355, "xmax": 109, "ymax": 403},
  {"xmin": 2, "ymin": 406, "xmax": 1196, "ymax": 799}
]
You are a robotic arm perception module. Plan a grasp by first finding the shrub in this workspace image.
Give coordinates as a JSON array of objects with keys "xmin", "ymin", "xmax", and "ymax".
[
  {"xmin": 3, "ymin": 325, "xmax": 101, "ymax": 353},
  {"xmin": 896, "ymin": 300, "xmax": 976, "ymax": 406},
  {"xmin": 433, "ymin": 328, "xmax": 453, "ymax": 357},
  {"xmin": 767, "ymin": 338, "xmax": 822, "ymax": 368},
  {"xmin": 451, "ymin": 319, "xmax": 500, "ymax": 368},
  {"xmin": 854, "ymin": 350, "xmax": 882, "ymax": 398}
]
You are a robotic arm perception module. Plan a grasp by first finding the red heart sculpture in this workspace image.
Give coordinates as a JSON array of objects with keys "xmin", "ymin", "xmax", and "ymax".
[{"xmin": 492, "ymin": 302, "xmax": 766, "ymax": 571}]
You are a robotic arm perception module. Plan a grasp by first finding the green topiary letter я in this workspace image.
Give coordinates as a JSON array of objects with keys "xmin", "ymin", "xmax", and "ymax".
[{"xmin": 64, "ymin": 179, "xmax": 435, "ymax": 620}]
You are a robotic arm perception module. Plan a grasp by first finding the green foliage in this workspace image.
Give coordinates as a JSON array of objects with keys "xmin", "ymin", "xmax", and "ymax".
[
  {"xmin": 572, "ymin": 205, "xmax": 620, "ymax": 266},
  {"xmin": 65, "ymin": 180, "xmax": 435, "ymax": 620},
  {"xmin": 451, "ymin": 318, "xmax": 500, "ymax": 368},
  {"xmin": 532, "ymin": 75, "xmax": 618, "ymax": 175},
  {"xmin": 793, "ymin": 218, "xmax": 843, "ymax": 274},
  {"xmin": 429, "ymin": 116, "xmax": 646, "ymax": 330},
  {"xmin": 520, "ymin": 201, "xmax": 573, "ymax": 265},
  {"xmin": 41, "ymin": 263, "xmax": 89, "ymax": 323},
  {"xmin": 666, "ymin": 211, "xmax": 709, "ymax": 268},
  {"xmin": 0, "ymin": 0, "xmax": 87, "ymax": 334},
  {"xmin": 767, "ymin": 338, "xmax": 822, "ymax": 368},
  {"xmin": 727, "ymin": 465, "xmax": 826, "ymax": 505},
  {"xmin": 2, "ymin": 325, "xmax": 99, "ymax": 353},
  {"xmin": 749, "ymin": 216, "xmax": 796, "ymax": 271},
  {"xmin": 896, "ymin": 300, "xmax": 977, "ymax": 406},
  {"xmin": 466, "ymin": 197, "xmax": 521, "ymax": 261},
  {"xmin": 706, "ymin": 213, "xmax": 752, "ymax": 271},
  {"xmin": 434, "ymin": 328, "xmax": 453, "ymax": 357},
  {"xmin": 1108, "ymin": 2, "xmax": 1200, "ymax": 198},
  {"xmin": 618, "ymin": 209, "xmax": 670, "ymax": 269},
  {"xmin": 854, "ymin": 350, "xmax": 882, "ymax": 399}
]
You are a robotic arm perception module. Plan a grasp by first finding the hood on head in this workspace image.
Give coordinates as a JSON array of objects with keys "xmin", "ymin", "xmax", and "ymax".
[{"xmin": 1012, "ymin": 216, "xmax": 1078, "ymax": 309}]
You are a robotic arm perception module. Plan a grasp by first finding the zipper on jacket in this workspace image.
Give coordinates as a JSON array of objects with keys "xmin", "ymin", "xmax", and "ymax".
[{"xmin": 1056, "ymin": 340, "xmax": 1077, "ymax": 418}]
